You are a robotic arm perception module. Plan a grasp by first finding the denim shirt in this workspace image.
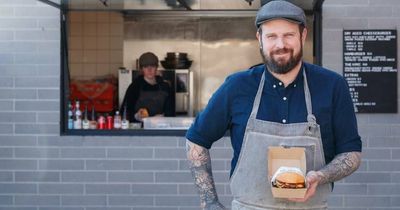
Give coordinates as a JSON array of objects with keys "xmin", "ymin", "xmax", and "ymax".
[{"xmin": 186, "ymin": 62, "xmax": 362, "ymax": 176}]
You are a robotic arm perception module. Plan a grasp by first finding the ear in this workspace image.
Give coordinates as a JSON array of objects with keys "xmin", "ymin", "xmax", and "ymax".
[
  {"xmin": 256, "ymin": 30, "xmax": 262, "ymax": 47},
  {"xmin": 301, "ymin": 27, "xmax": 308, "ymax": 47}
]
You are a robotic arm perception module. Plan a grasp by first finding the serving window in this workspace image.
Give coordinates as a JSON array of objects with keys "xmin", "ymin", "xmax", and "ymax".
[{"xmin": 46, "ymin": 0, "xmax": 321, "ymax": 136}]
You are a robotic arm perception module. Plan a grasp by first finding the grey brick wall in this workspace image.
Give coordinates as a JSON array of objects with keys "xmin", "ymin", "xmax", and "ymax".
[
  {"xmin": 0, "ymin": 0, "xmax": 399, "ymax": 209},
  {"xmin": 0, "ymin": 0, "xmax": 233, "ymax": 203},
  {"xmin": 322, "ymin": 0, "xmax": 400, "ymax": 209}
]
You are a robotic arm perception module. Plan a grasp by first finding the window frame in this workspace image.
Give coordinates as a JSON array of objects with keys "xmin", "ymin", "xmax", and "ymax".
[{"xmin": 51, "ymin": 0, "xmax": 325, "ymax": 136}]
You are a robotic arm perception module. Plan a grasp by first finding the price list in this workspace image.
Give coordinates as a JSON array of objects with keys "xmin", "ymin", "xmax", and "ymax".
[{"xmin": 343, "ymin": 30, "xmax": 397, "ymax": 113}]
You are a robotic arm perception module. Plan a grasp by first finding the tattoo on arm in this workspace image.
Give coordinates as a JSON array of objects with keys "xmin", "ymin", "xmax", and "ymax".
[
  {"xmin": 186, "ymin": 140, "xmax": 220, "ymax": 208},
  {"xmin": 317, "ymin": 151, "xmax": 361, "ymax": 185}
]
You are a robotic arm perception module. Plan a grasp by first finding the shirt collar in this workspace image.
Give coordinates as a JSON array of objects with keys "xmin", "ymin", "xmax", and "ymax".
[{"xmin": 264, "ymin": 62, "xmax": 304, "ymax": 89}]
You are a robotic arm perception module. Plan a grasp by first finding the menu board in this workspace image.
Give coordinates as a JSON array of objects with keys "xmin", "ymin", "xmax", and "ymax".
[{"xmin": 343, "ymin": 30, "xmax": 397, "ymax": 113}]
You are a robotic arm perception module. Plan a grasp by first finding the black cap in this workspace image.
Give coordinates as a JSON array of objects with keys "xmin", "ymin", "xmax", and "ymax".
[
  {"xmin": 139, "ymin": 52, "xmax": 159, "ymax": 68},
  {"xmin": 255, "ymin": 0, "xmax": 306, "ymax": 28}
]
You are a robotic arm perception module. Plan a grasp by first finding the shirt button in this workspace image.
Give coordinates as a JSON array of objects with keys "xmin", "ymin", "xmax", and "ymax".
[
  {"xmin": 273, "ymin": 85, "xmax": 276, "ymax": 88},
  {"xmin": 294, "ymin": 84, "xmax": 297, "ymax": 87},
  {"xmin": 282, "ymin": 119, "xmax": 287, "ymax": 123},
  {"xmin": 279, "ymin": 82, "xmax": 283, "ymax": 86},
  {"xmin": 283, "ymin": 97, "xmax": 287, "ymax": 101}
]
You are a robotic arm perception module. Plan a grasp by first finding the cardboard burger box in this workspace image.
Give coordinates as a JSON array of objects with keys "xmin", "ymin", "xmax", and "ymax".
[{"xmin": 268, "ymin": 146, "xmax": 307, "ymax": 198}]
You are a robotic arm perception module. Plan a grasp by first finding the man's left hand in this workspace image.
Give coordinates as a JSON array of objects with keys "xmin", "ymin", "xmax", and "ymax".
[{"xmin": 288, "ymin": 170, "xmax": 321, "ymax": 203}]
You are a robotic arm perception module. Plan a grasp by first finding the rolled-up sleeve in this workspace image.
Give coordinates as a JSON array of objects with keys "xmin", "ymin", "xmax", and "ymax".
[
  {"xmin": 332, "ymin": 77, "xmax": 362, "ymax": 154},
  {"xmin": 186, "ymin": 77, "xmax": 233, "ymax": 149}
]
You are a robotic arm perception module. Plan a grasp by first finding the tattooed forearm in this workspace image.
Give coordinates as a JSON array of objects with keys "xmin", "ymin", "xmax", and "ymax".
[
  {"xmin": 316, "ymin": 151, "xmax": 361, "ymax": 185},
  {"xmin": 186, "ymin": 140, "xmax": 224, "ymax": 209}
]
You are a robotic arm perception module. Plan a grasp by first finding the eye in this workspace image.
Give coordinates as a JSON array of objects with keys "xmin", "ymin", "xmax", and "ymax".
[
  {"xmin": 265, "ymin": 34, "xmax": 277, "ymax": 40},
  {"xmin": 284, "ymin": 33, "xmax": 296, "ymax": 38}
]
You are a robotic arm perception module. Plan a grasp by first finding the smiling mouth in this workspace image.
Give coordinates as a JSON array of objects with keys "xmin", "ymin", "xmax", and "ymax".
[
  {"xmin": 275, "ymin": 52, "xmax": 289, "ymax": 56},
  {"xmin": 273, "ymin": 49, "xmax": 290, "ymax": 54},
  {"xmin": 273, "ymin": 53, "xmax": 290, "ymax": 60},
  {"xmin": 272, "ymin": 49, "xmax": 292, "ymax": 59}
]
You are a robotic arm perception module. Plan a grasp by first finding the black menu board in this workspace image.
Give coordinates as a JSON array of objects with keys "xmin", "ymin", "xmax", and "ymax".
[{"xmin": 343, "ymin": 30, "xmax": 397, "ymax": 113}]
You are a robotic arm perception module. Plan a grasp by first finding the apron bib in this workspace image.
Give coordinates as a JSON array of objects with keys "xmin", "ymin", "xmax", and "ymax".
[
  {"xmin": 134, "ymin": 86, "xmax": 168, "ymax": 116},
  {"xmin": 230, "ymin": 68, "xmax": 331, "ymax": 210}
]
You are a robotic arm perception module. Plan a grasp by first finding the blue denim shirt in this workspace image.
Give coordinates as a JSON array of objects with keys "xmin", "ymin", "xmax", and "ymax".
[{"xmin": 186, "ymin": 62, "xmax": 362, "ymax": 176}]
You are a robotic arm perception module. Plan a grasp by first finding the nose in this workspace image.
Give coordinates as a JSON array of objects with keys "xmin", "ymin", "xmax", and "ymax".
[{"xmin": 275, "ymin": 37, "xmax": 285, "ymax": 49}]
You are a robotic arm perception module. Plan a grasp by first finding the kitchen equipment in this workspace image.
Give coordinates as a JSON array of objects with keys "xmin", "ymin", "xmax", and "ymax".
[
  {"xmin": 118, "ymin": 67, "xmax": 132, "ymax": 107},
  {"xmin": 161, "ymin": 60, "xmax": 192, "ymax": 69},
  {"xmin": 175, "ymin": 69, "xmax": 193, "ymax": 115},
  {"xmin": 161, "ymin": 52, "xmax": 193, "ymax": 69}
]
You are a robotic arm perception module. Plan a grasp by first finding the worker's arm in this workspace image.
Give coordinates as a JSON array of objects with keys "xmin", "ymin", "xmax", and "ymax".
[
  {"xmin": 291, "ymin": 151, "xmax": 361, "ymax": 202},
  {"xmin": 317, "ymin": 151, "xmax": 361, "ymax": 184},
  {"xmin": 186, "ymin": 140, "xmax": 227, "ymax": 210}
]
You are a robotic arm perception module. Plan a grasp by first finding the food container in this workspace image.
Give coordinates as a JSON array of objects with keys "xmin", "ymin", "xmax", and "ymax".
[
  {"xmin": 268, "ymin": 146, "xmax": 307, "ymax": 198},
  {"xmin": 143, "ymin": 117, "xmax": 194, "ymax": 129},
  {"xmin": 129, "ymin": 123, "xmax": 142, "ymax": 129}
]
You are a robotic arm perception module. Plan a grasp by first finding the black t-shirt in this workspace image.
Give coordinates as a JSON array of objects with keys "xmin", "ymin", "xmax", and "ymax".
[{"xmin": 121, "ymin": 75, "xmax": 174, "ymax": 122}]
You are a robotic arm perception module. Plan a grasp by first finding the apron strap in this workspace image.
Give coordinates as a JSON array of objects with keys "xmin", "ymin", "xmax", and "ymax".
[
  {"xmin": 249, "ymin": 65, "xmax": 316, "ymax": 124},
  {"xmin": 249, "ymin": 68, "xmax": 266, "ymax": 120},
  {"xmin": 303, "ymin": 69, "xmax": 316, "ymax": 124}
]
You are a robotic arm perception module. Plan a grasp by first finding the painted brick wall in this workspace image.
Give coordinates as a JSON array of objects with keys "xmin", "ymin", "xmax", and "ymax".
[
  {"xmin": 1, "ymin": 0, "xmax": 400, "ymax": 209},
  {"xmin": 0, "ymin": 1, "xmax": 233, "ymax": 209},
  {"xmin": 322, "ymin": 0, "xmax": 400, "ymax": 209}
]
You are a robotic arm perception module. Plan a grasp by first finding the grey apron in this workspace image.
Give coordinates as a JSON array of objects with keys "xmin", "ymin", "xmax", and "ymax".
[
  {"xmin": 134, "ymin": 85, "xmax": 168, "ymax": 116},
  {"xmin": 230, "ymin": 68, "xmax": 331, "ymax": 210}
]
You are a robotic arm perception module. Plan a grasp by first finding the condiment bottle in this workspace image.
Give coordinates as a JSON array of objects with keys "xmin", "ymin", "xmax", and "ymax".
[
  {"xmin": 67, "ymin": 101, "xmax": 74, "ymax": 129},
  {"xmin": 121, "ymin": 105, "xmax": 129, "ymax": 129},
  {"xmin": 97, "ymin": 114, "xmax": 105, "ymax": 129},
  {"xmin": 73, "ymin": 100, "xmax": 82, "ymax": 129},
  {"xmin": 106, "ymin": 114, "xmax": 113, "ymax": 130},
  {"xmin": 113, "ymin": 111, "xmax": 122, "ymax": 129},
  {"xmin": 89, "ymin": 105, "xmax": 97, "ymax": 129},
  {"xmin": 82, "ymin": 102, "xmax": 90, "ymax": 129}
]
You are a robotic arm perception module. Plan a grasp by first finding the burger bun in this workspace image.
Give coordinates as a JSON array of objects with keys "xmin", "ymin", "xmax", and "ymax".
[
  {"xmin": 276, "ymin": 172, "xmax": 305, "ymax": 184},
  {"xmin": 271, "ymin": 167, "xmax": 306, "ymax": 189}
]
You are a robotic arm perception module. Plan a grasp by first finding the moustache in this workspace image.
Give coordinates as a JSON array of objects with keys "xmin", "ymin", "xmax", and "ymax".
[{"xmin": 271, "ymin": 48, "xmax": 292, "ymax": 55}]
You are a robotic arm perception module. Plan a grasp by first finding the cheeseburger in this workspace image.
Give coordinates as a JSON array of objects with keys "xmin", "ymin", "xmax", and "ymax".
[{"xmin": 271, "ymin": 167, "xmax": 306, "ymax": 189}]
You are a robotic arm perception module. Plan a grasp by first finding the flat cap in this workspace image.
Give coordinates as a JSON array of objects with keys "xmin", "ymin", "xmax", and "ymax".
[
  {"xmin": 255, "ymin": 0, "xmax": 306, "ymax": 28},
  {"xmin": 139, "ymin": 52, "xmax": 159, "ymax": 67}
]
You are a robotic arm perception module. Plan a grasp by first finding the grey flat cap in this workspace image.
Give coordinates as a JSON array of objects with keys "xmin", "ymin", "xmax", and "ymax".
[{"xmin": 255, "ymin": 0, "xmax": 306, "ymax": 28}]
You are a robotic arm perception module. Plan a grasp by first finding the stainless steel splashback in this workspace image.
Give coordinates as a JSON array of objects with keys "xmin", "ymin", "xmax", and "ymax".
[{"xmin": 123, "ymin": 16, "xmax": 314, "ymax": 113}]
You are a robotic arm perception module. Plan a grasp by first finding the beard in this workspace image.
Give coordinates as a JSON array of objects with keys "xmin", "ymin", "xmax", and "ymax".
[{"xmin": 260, "ymin": 45, "xmax": 303, "ymax": 74}]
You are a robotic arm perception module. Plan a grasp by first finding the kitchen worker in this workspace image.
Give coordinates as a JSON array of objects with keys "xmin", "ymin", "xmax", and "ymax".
[
  {"xmin": 185, "ymin": 1, "xmax": 362, "ymax": 210},
  {"xmin": 121, "ymin": 52, "xmax": 174, "ymax": 122}
]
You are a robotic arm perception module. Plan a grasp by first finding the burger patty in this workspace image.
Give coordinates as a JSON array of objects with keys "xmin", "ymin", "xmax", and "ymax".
[{"xmin": 272, "ymin": 179, "xmax": 305, "ymax": 189}]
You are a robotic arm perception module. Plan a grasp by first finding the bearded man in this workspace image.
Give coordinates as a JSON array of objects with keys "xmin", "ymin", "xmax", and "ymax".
[{"xmin": 185, "ymin": 1, "xmax": 362, "ymax": 210}]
